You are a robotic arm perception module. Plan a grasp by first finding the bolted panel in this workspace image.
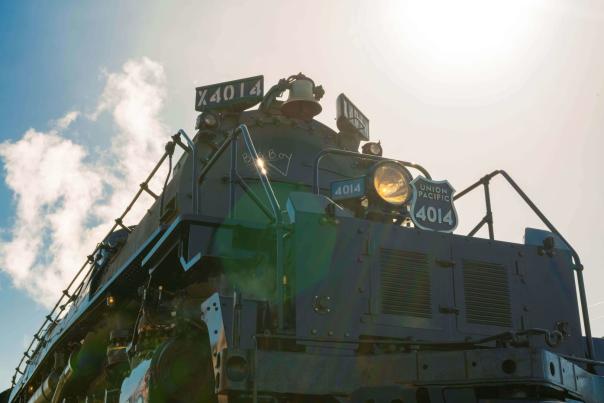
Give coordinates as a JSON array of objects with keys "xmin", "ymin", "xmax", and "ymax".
[
  {"xmin": 463, "ymin": 260, "xmax": 511, "ymax": 327},
  {"xmin": 380, "ymin": 249, "xmax": 432, "ymax": 318}
]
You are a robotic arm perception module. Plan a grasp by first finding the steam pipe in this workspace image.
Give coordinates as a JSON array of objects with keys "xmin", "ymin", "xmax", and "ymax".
[
  {"xmin": 49, "ymin": 358, "xmax": 73, "ymax": 403},
  {"xmin": 26, "ymin": 373, "xmax": 59, "ymax": 403}
]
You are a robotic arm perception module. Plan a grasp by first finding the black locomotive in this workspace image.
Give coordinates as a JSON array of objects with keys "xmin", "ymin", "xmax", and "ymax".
[{"xmin": 3, "ymin": 73, "xmax": 604, "ymax": 403}]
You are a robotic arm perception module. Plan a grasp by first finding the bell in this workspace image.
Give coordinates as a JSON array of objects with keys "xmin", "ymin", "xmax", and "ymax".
[{"xmin": 281, "ymin": 77, "xmax": 322, "ymax": 120}]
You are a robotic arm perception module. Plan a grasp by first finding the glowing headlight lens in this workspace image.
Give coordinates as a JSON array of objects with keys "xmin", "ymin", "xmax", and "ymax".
[{"xmin": 373, "ymin": 162, "xmax": 411, "ymax": 206}]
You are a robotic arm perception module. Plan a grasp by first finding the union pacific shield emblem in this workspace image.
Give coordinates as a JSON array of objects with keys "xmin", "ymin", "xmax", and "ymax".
[{"xmin": 409, "ymin": 176, "xmax": 458, "ymax": 233}]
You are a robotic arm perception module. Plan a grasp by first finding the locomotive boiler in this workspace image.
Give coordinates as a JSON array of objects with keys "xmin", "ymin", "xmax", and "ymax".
[{"xmin": 3, "ymin": 73, "xmax": 604, "ymax": 403}]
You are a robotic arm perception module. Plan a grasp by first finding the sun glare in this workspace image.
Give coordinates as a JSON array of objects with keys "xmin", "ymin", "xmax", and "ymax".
[{"xmin": 394, "ymin": 0, "xmax": 542, "ymax": 73}]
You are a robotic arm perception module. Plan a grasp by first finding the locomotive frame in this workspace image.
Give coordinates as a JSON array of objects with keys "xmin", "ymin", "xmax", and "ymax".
[{"xmin": 4, "ymin": 74, "xmax": 604, "ymax": 403}]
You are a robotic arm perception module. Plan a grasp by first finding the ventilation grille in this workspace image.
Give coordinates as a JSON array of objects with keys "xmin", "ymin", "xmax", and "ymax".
[
  {"xmin": 463, "ymin": 260, "xmax": 511, "ymax": 327},
  {"xmin": 380, "ymin": 249, "xmax": 431, "ymax": 318}
]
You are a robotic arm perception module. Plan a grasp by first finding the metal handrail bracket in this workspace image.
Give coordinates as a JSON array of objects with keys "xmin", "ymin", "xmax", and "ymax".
[{"xmin": 312, "ymin": 148, "xmax": 432, "ymax": 194}]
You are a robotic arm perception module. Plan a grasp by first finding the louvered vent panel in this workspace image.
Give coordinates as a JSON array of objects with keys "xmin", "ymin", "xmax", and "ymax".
[
  {"xmin": 380, "ymin": 249, "xmax": 431, "ymax": 318},
  {"xmin": 463, "ymin": 260, "xmax": 511, "ymax": 327}
]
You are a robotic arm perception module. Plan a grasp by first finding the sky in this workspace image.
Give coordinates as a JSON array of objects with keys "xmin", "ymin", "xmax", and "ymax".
[{"xmin": 0, "ymin": 0, "xmax": 603, "ymax": 391}]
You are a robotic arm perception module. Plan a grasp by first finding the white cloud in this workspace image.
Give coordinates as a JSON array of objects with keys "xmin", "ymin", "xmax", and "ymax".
[
  {"xmin": 0, "ymin": 58, "xmax": 169, "ymax": 307},
  {"xmin": 53, "ymin": 111, "xmax": 80, "ymax": 131}
]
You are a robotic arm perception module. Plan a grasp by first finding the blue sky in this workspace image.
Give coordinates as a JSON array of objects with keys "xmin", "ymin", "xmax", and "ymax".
[
  {"xmin": 0, "ymin": 1, "xmax": 147, "ymax": 387},
  {"xmin": 1, "ymin": 0, "xmax": 604, "ymax": 392}
]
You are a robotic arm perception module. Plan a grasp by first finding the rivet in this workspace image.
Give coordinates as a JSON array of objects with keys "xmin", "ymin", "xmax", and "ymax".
[
  {"xmin": 311, "ymin": 329, "xmax": 317, "ymax": 335},
  {"xmin": 328, "ymin": 331, "xmax": 334, "ymax": 336}
]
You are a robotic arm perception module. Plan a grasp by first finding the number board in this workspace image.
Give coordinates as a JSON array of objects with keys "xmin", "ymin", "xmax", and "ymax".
[
  {"xmin": 195, "ymin": 75, "xmax": 264, "ymax": 112},
  {"xmin": 336, "ymin": 93, "xmax": 370, "ymax": 141},
  {"xmin": 330, "ymin": 177, "xmax": 366, "ymax": 201},
  {"xmin": 409, "ymin": 176, "xmax": 458, "ymax": 233}
]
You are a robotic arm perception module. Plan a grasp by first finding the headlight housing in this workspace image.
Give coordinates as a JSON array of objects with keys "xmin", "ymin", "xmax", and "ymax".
[
  {"xmin": 361, "ymin": 141, "xmax": 383, "ymax": 156},
  {"xmin": 371, "ymin": 161, "xmax": 412, "ymax": 206}
]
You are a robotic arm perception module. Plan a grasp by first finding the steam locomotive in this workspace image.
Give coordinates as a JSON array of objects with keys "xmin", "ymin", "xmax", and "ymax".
[{"xmin": 3, "ymin": 73, "xmax": 604, "ymax": 403}]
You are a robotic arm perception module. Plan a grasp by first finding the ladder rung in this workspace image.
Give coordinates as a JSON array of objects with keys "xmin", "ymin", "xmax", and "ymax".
[
  {"xmin": 140, "ymin": 183, "xmax": 159, "ymax": 200},
  {"xmin": 114, "ymin": 218, "xmax": 132, "ymax": 233}
]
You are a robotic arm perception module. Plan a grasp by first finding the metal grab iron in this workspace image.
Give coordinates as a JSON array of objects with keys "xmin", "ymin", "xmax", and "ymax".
[{"xmin": 455, "ymin": 169, "xmax": 595, "ymax": 361}]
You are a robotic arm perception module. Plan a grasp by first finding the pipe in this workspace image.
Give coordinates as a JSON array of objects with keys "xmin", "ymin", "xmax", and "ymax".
[
  {"xmin": 49, "ymin": 355, "xmax": 74, "ymax": 403},
  {"xmin": 26, "ymin": 372, "xmax": 59, "ymax": 403}
]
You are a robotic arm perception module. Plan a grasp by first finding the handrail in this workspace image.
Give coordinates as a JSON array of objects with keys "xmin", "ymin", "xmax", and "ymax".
[
  {"xmin": 10, "ymin": 132, "xmax": 190, "ymax": 390},
  {"xmin": 454, "ymin": 169, "xmax": 595, "ymax": 362},
  {"xmin": 232, "ymin": 124, "xmax": 281, "ymax": 222},
  {"xmin": 312, "ymin": 148, "xmax": 432, "ymax": 194},
  {"xmin": 177, "ymin": 129, "xmax": 198, "ymax": 213},
  {"xmin": 223, "ymin": 124, "xmax": 284, "ymax": 332},
  {"xmin": 14, "ymin": 123, "xmax": 278, "ymax": 389},
  {"xmin": 197, "ymin": 124, "xmax": 281, "ymax": 223}
]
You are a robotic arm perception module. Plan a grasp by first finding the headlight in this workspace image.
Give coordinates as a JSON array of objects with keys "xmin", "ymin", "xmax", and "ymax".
[
  {"xmin": 195, "ymin": 111, "xmax": 219, "ymax": 129},
  {"xmin": 362, "ymin": 141, "xmax": 383, "ymax": 156},
  {"xmin": 372, "ymin": 161, "xmax": 412, "ymax": 206}
]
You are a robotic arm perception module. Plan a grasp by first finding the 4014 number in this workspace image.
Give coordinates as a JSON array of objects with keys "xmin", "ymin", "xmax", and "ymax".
[
  {"xmin": 333, "ymin": 182, "xmax": 362, "ymax": 197},
  {"xmin": 414, "ymin": 206, "xmax": 454, "ymax": 225}
]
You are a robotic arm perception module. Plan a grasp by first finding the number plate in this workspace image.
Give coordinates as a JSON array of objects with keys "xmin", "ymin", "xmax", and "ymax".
[
  {"xmin": 331, "ymin": 177, "xmax": 366, "ymax": 201},
  {"xmin": 336, "ymin": 93, "xmax": 370, "ymax": 141},
  {"xmin": 409, "ymin": 176, "xmax": 458, "ymax": 233},
  {"xmin": 195, "ymin": 75, "xmax": 264, "ymax": 112}
]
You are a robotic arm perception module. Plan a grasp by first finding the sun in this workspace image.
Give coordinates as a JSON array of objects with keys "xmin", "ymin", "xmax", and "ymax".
[{"xmin": 391, "ymin": 0, "xmax": 544, "ymax": 76}]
